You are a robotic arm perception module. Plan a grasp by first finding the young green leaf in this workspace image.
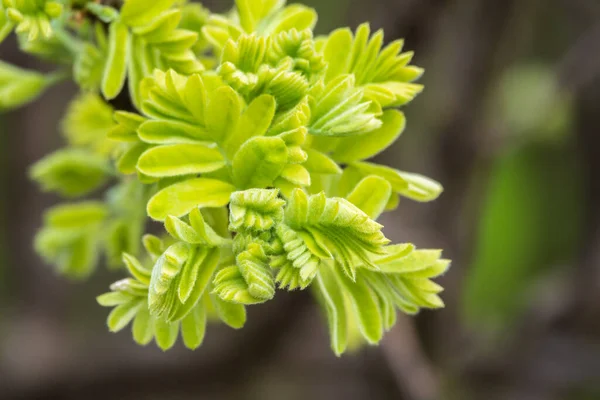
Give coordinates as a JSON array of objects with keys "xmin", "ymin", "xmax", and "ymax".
[
  {"xmin": 0, "ymin": 61, "xmax": 56, "ymax": 110},
  {"xmin": 102, "ymin": 21, "xmax": 130, "ymax": 100},
  {"xmin": 147, "ymin": 178, "xmax": 235, "ymax": 220},
  {"xmin": 137, "ymin": 143, "xmax": 226, "ymax": 177},
  {"xmin": 332, "ymin": 110, "xmax": 406, "ymax": 163},
  {"xmin": 232, "ymin": 136, "xmax": 289, "ymax": 189}
]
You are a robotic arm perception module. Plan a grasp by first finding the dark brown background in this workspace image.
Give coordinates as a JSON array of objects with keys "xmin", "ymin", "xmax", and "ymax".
[{"xmin": 2, "ymin": 0, "xmax": 600, "ymax": 399}]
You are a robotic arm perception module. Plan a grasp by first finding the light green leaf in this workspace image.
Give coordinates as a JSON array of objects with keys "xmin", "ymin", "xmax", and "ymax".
[
  {"xmin": 138, "ymin": 120, "xmax": 212, "ymax": 144},
  {"xmin": 321, "ymin": 23, "xmax": 424, "ymax": 108},
  {"xmin": 153, "ymin": 318, "xmax": 179, "ymax": 351},
  {"xmin": 62, "ymin": 93, "xmax": 115, "ymax": 155},
  {"xmin": 120, "ymin": 0, "xmax": 177, "ymax": 27},
  {"xmin": 137, "ymin": 144, "xmax": 225, "ymax": 177},
  {"xmin": 332, "ymin": 110, "xmax": 405, "ymax": 163},
  {"xmin": 229, "ymin": 189, "xmax": 285, "ymax": 233},
  {"xmin": 347, "ymin": 176, "xmax": 392, "ymax": 220},
  {"xmin": 0, "ymin": 61, "xmax": 55, "ymax": 110},
  {"xmin": 314, "ymin": 269, "xmax": 348, "ymax": 356},
  {"xmin": 206, "ymin": 86, "xmax": 242, "ymax": 143},
  {"xmin": 211, "ymin": 294, "xmax": 247, "ymax": 329},
  {"xmin": 102, "ymin": 21, "xmax": 129, "ymax": 100},
  {"xmin": 223, "ymin": 94, "xmax": 276, "ymax": 159},
  {"xmin": 393, "ymin": 171, "xmax": 444, "ymax": 202},
  {"xmin": 97, "ymin": 292, "xmax": 135, "ymax": 307},
  {"xmin": 284, "ymin": 189, "xmax": 389, "ymax": 279},
  {"xmin": 149, "ymin": 244, "xmax": 220, "ymax": 322},
  {"xmin": 336, "ymin": 270, "xmax": 383, "ymax": 344},
  {"xmin": 30, "ymin": 149, "xmax": 110, "ymax": 197},
  {"xmin": 132, "ymin": 307, "xmax": 154, "ymax": 345},
  {"xmin": 304, "ymin": 149, "xmax": 342, "ymax": 175},
  {"xmin": 308, "ymin": 75, "xmax": 381, "ymax": 137},
  {"xmin": 108, "ymin": 299, "xmax": 144, "ymax": 332},
  {"xmin": 280, "ymin": 164, "xmax": 311, "ymax": 187},
  {"xmin": 235, "ymin": 0, "xmax": 285, "ymax": 32},
  {"xmin": 323, "ymin": 28, "xmax": 352, "ymax": 83},
  {"xmin": 213, "ymin": 244, "xmax": 275, "ymax": 304},
  {"xmin": 232, "ymin": 136, "xmax": 289, "ymax": 189},
  {"xmin": 352, "ymin": 162, "xmax": 444, "ymax": 202},
  {"xmin": 147, "ymin": 178, "xmax": 235, "ymax": 221},
  {"xmin": 272, "ymin": 224, "xmax": 324, "ymax": 289},
  {"xmin": 376, "ymin": 249, "xmax": 443, "ymax": 274},
  {"xmin": 132, "ymin": 9, "xmax": 182, "ymax": 41},
  {"xmin": 181, "ymin": 303, "xmax": 206, "ymax": 349},
  {"xmin": 263, "ymin": 5, "xmax": 317, "ymax": 34},
  {"xmin": 117, "ymin": 142, "xmax": 151, "ymax": 175}
]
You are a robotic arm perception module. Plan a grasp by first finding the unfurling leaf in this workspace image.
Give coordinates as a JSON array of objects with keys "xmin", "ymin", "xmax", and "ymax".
[{"xmin": 229, "ymin": 189, "xmax": 286, "ymax": 232}]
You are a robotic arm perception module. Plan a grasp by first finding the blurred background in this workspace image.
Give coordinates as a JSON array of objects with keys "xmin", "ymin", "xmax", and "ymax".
[{"xmin": 2, "ymin": 0, "xmax": 600, "ymax": 399}]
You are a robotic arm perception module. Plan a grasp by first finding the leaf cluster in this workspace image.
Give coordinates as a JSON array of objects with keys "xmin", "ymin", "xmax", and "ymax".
[{"xmin": 3, "ymin": 0, "xmax": 451, "ymax": 355}]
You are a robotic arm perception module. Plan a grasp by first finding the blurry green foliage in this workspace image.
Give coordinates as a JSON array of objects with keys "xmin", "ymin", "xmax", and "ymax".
[{"xmin": 463, "ymin": 65, "xmax": 583, "ymax": 330}]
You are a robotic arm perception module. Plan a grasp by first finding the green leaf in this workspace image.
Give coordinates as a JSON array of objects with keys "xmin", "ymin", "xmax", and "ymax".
[
  {"xmin": 117, "ymin": 142, "xmax": 151, "ymax": 175},
  {"xmin": 97, "ymin": 292, "xmax": 135, "ymax": 307},
  {"xmin": 280, "ymin": 164, "xmax": 311, "ymax": 187},
  {"xmin": 108, "ymin": 299, "xmax": 144, "ymax": 332},
  {"xmin": 61, "ymin": 94, "xmax": 115, "ymax": 155},
  {"xmin": 332, "ymin": 110, "xmax": 405, "ymax": 163},
  {"xmin": 120, "ymin": 0, "xmax": 177, "ymax": 27},
  {"xmin": 321, "ymin": 23, "xmax": 424, "ymax": 108},
  {"xmin": 206, "ymin": 86, "xmax": 242, "ymax": 143},
  {"xmin": 308, "ymin": 75, "xmax": 381, "ymax": 137},
  {"xmin": 0, "ymin": 61, "xmax": 55, "ymax": 110},
  {"xmin": 147, "ymin": 178, "xmax": 235, "ymax": 221},
  {"xmin": 235, "ymin": 0, "xmax": 285, "ymax": 32},
  {"xmin": 232, "ymin": 136, "xmax": 289, "ymax": 189},
  {"xmin": 132, "ymin": 9, "xmax": 182, "ymax": 41},
  {"xmin": 394, "ymin": 171, "xmax": 444, "ymax": 202},
  {"xmin": 181, "ymin": 303, "xmax": 206, "ymax": 349},
  {"xmin": 303, "ymin": 149, "xmax": 342, "ymax": 175},
  {"xmin": 376, "ymin": 249, "xmax": 442, "ymax": 274},
  {"xmin": 137, "ymin": 144, "xmax": 225, "ymax": 178},
  {"xmin": 267, "ymin": 29, "xmax": 325, "ymax": 77},
  {"xmin": 164, "ymin": 213, "xmax": 228, "ymax": 247},
  {"xmin": 347, "ymin": 176, "xmax": 392, "ymax": 220},
  {"xmin": 263, "ymin": 4, "xmax": 317, "ymax": 34},
  {"xmin": 132, "ymin": 307, "xmax": 154, "ymax": 345},
  {"xmin": 102, "ymin": 21, "xmax": 130, "ymax": 100},
  {"xmin": 30, "ymin": 149, "xmax": 110, "ymax": 197},
  {"xmin": 222, "ymin": 94, "xmax": 276, "ymax": 159},
  {"xmin": 322, "ymin": 28, "xmax": 352, "ymax": 83},
  {"xmin": 336, "ymin": 270, "xmax": 383, "ymax": 344},
  {"xmin": 213, "ymin": 244, "xmax": 275, "ymax": 304},
  {"xmin": 44, "ymin": 202, "xmax": 108, "ymax": 228},
  {"xmin": 314, "ymin": 269, "xmax": 348, "ymax": 356},
  {"xmin": 229, "ymin": 189, "xmax": 285, "ymax": 233},
  {"xmin": 148, "ymin": 244, "xmax": 220, "ymax": 322},
  {"xmin": 272, "ymin": 224, "xmax": 323, "ymax": 289},
  {"xmin": 210, "ymin": 294, "xmax": 247, "ymax": 329},
  {"xmin": 284, "ymin": 189, "xmax": 389, "ymax": 279},
  {"xmin": 352, "ymin": 162, "xmax": 444, "ymax": 202},
  {"xmin": 153, "ymin": 318, "xmax": 179, "ymax": 351},
  {"xmin": 138, "ymin": 120, "xmax": 212, "ymax": 144}
]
